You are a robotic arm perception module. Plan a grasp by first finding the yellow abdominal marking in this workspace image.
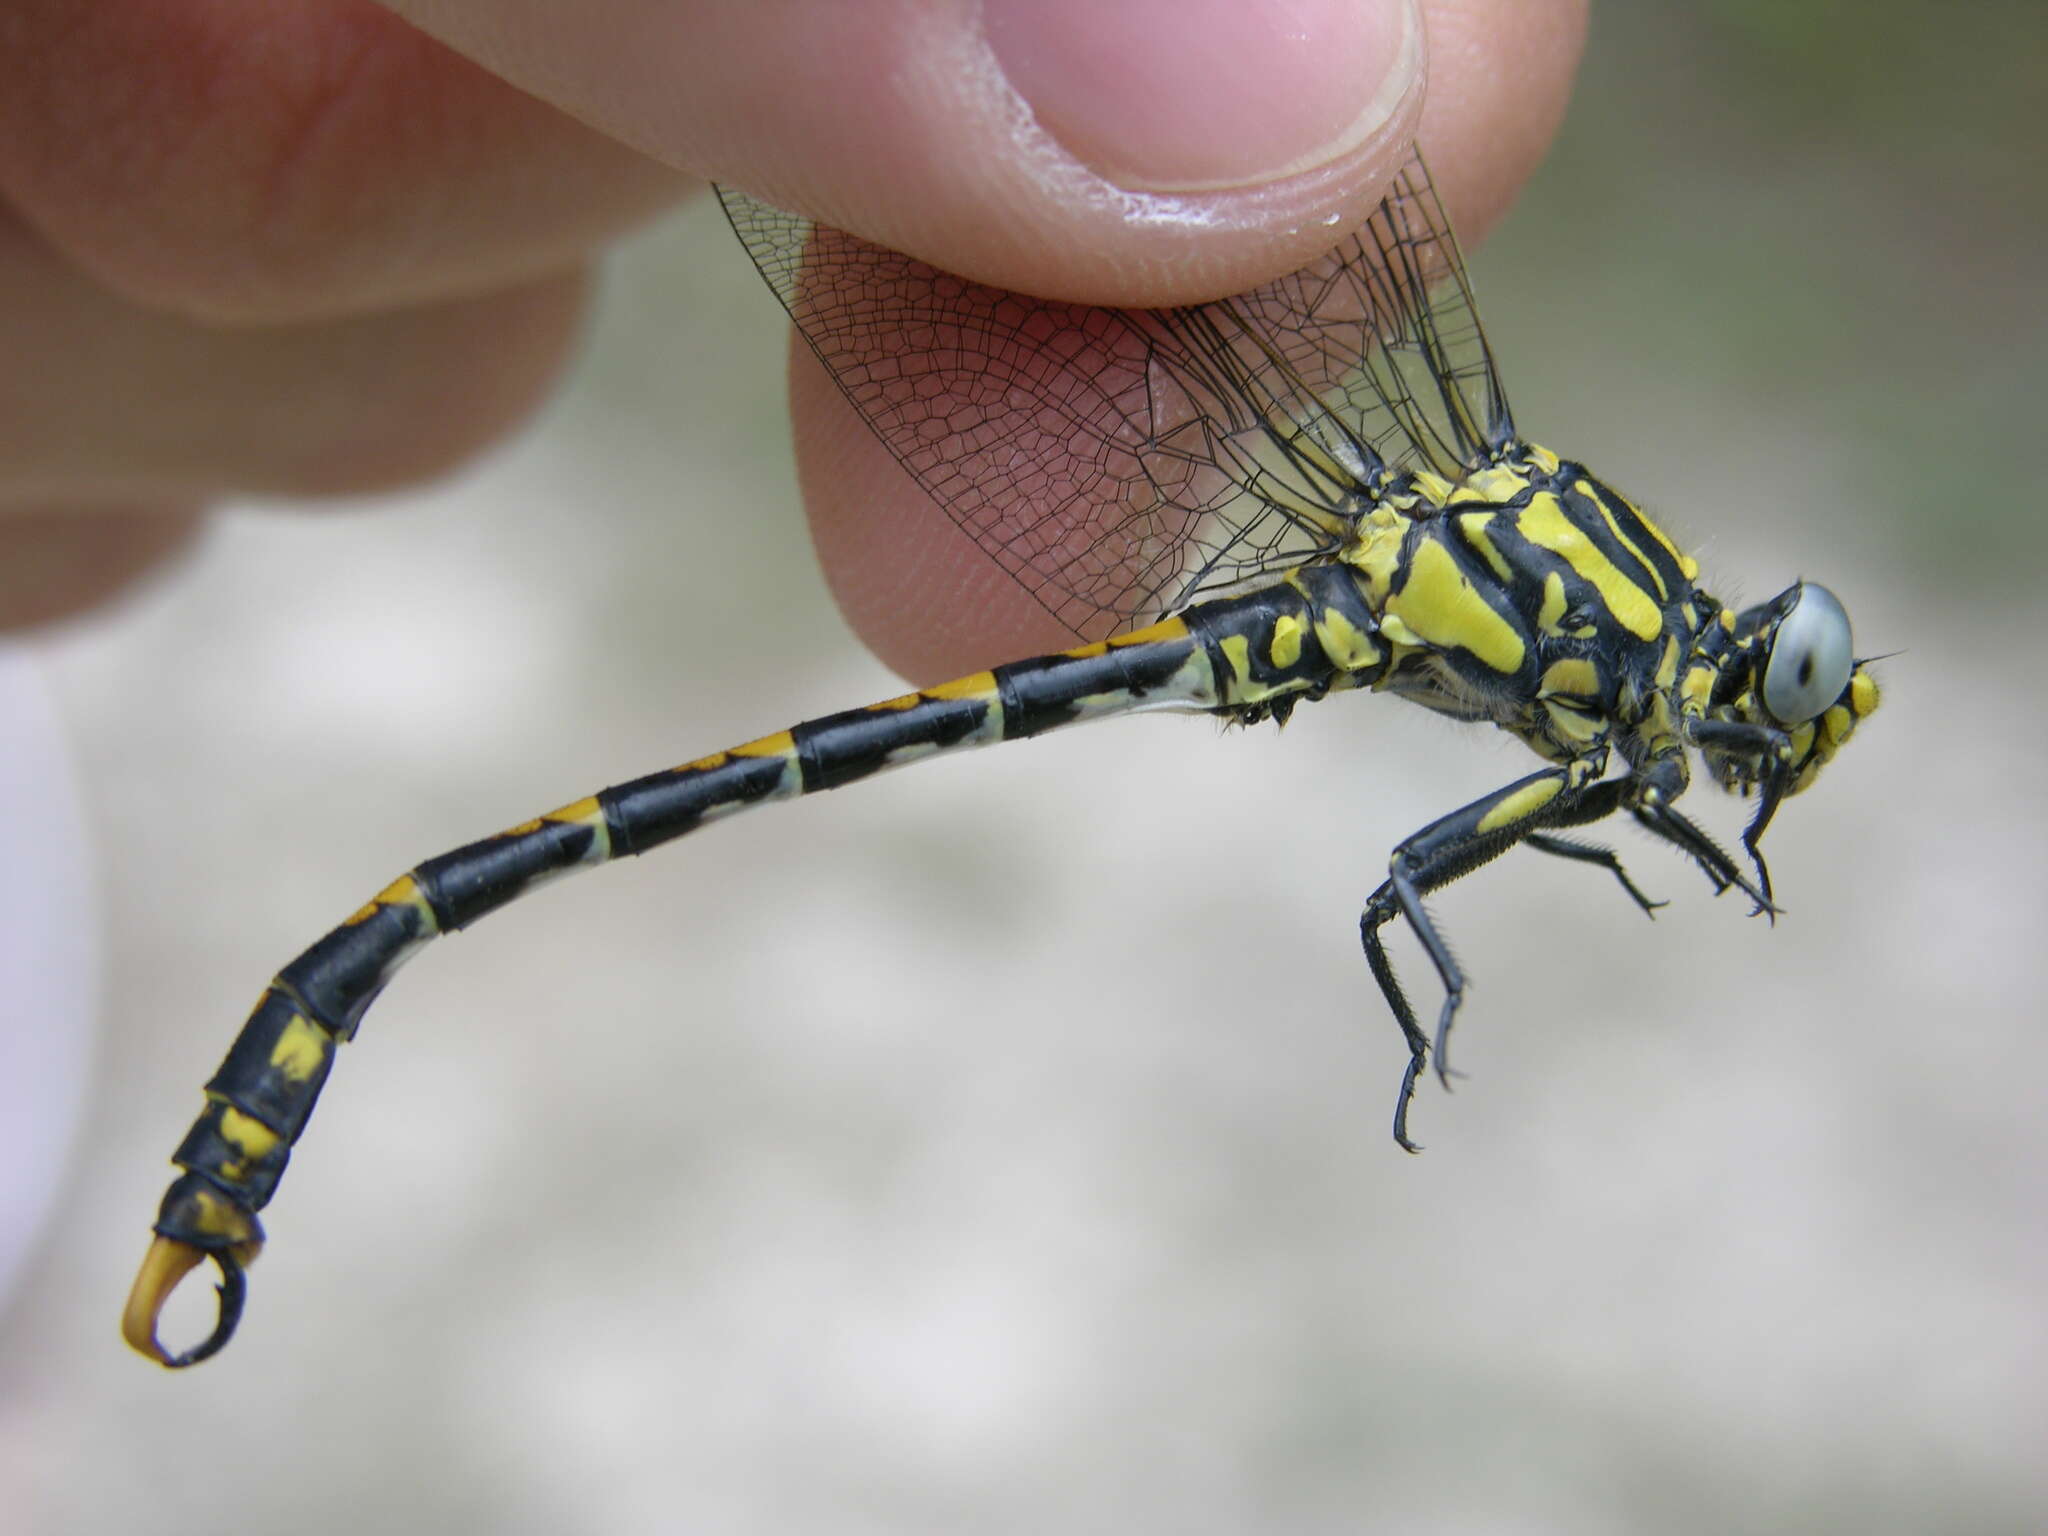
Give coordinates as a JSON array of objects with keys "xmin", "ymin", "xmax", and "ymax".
[
  {"xmin": 1269, "ymin": 614, "xmax": 1304, "ymax": 668},
  {"xmin": 213, "ymin": 1107, "xmax": 280, "ymax": 1177},
  {"xmin": 730, "ymin": 730, "xmax": 795, "ymax": 759},
  {"xmin": 925, "ymin": 671, "xmax": 999, "ymax": 701},
  {"xmin": 1315, "ymin": 606, "xmax": 1382, "ymax": 671},
  {"xmin": 1111, "ymin": 615, "xmax": 1191, "ymax": 647},
  {"xmin": 216, "ymin": 1106, "xmax": 278, "ymax": 1156},
  {"xmin": 184, "ymin": 1183, "xmax": 255, "ymax": 1242},
  {"xmin": 346, "ymin": 873, "xmax": 429, "ymax": 926},
  {"xmin": 267, "ymin": 1011, "xmax": 332, "ymax": 1079}
]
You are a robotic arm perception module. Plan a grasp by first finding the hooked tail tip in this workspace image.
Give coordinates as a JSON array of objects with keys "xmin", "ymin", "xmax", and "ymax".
[{"xmin": 122, "ymin": 1235, "xmax": 253, "ymax": 1368}]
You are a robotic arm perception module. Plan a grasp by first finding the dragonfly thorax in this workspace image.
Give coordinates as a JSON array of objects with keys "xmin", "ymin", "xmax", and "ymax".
[{"xmin": 1320, "ymin": 448, "xmax": 1700, "ymax": 756}]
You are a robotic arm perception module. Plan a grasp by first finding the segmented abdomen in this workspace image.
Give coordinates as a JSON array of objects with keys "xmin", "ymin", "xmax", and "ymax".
[
  {"xmin": 150, "ymin": 559, "xmax": 1396, "ymax": 1262},
  {"xmin": 148, "ymin": 609, "xmax": 1270, "ymax": 1255}
]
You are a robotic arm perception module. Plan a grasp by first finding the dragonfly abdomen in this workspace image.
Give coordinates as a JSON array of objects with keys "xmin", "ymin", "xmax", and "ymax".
[
  {"xmin": 125, "ymin": 550, "xmax": 1502, "ymax": 1365},
  {"xmin": 1182, "ymin": 564, "xmax": 1392, "ymax": 717},
  {"xmin": 130, "ymin": 598, "xmax": 1356, "ymax": 1364}
]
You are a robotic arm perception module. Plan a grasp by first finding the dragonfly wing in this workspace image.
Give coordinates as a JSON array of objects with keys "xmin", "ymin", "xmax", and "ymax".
[
  {"xmin": 718, "ymin": 153, "xmax": 1517, "ymax": 640},
  {"xmin": 1215, "ymin": 156, "xmax": 1517, "ymax": 488}
]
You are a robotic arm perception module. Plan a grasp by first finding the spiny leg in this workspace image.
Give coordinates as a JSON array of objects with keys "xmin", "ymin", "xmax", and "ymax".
[
  {"xmin": 1629, "ymin": 796, "xmax": 1777, "ymax": 915},
  {"xmin": 1685, "ymin": 719, "xmax": 1794, "ymax": 914},
  {"xmin": 1361, "ymin": 763, "xmax": 1599, "ymax": 1151},
  {"xmin": 1737, "ymin": 776, "xmax": 1787, "ymax": 914},
  {"xmin": 1523, "ymin": 834, "xmax": 1667, "ymax": 916},
  {"xmin": 1520, "ymin": 778, "xmax": 1665, "ymax": 917},
  {"xmin": 1360, "ymin": 903, "xmax": 1433, "ymax": 1152}
]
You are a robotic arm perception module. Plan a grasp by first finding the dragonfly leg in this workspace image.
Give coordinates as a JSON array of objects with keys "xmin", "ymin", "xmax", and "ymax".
[
  {"xmin": 1683, "ymin": 719, "xmax": 1795, "ymax": 916},
  {"xmin": 1523, "ymin": 834, "xmax": 1668, "ymax": 917},
  {"xmin": 1520, "ymin": 777, "xmax": 1665, "ymax": 917},
  {"xmin": 1359, "ymin": 901, "xmax": 1432, "ymax": 1152},
  {"xmin": 1628, "ymin": 796, "xmax": 1778, "ymax": 916},
  {"xmin": 1361, "ymin": 762, "xmax": 1600, "ymax": 1150}
]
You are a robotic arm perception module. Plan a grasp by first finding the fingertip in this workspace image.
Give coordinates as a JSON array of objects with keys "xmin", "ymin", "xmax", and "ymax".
[
  {"xmin": 384, "ymin": 0, "xmax": 1579, "ymax": 310},
  {"xmin": 982, "ymin": 0, "xmax": 1422, "ymax": 196},
  {"xmin": 0, "ymin": 505, "xmax": 204, "ymax": 632},
  {"xmin": 708, "ymin": 0, "xmax": 1584, "ymax": 307},
  {"xmin": 1410, "ymin": 0, "xmax": 1590, "ymax": 245},
  {"xmin": 383, "ymin": 0, "xmax": 1429, "ymax": 308},
  {"xmin": 708, "ymin": 0, "xmax": 1430, "ymax": 308}
]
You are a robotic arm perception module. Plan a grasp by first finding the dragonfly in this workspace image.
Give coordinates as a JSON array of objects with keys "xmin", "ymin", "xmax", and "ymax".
[{"xmin": 124, "ymin": 151, "xmax": 1881, "ymax": 1367}]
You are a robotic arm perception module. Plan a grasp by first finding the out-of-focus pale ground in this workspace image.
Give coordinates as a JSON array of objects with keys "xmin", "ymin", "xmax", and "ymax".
[{"xmin": 4, "ymin": 10, "xmax": 2045, "ymax": 1534}]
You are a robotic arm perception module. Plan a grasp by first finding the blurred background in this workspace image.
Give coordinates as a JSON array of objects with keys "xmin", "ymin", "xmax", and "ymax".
[{"xmin": 4, "ymin": 5, "xmax": 2044, "ymax": 1532}]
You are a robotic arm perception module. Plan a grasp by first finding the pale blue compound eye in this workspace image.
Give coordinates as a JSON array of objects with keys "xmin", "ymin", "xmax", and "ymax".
[{"xmin": 1762, "ymin": 582, "xmax": 1854, "ymax": 724}]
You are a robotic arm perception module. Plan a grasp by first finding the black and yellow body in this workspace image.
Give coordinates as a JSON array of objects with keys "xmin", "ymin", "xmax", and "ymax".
[{"xmin": 125, "ymin": 154, "xmax": 1882, "ymax": 1367}]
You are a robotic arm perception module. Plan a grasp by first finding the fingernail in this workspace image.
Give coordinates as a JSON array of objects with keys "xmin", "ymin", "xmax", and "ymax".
[{"xmin": 984, "ymin": 0, "xmax": 1419, "ymax": 193}]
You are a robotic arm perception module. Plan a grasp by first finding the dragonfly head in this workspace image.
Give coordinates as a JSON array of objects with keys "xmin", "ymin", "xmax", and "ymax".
[{"xmin": 1702, "ymin": 581, "xmax": 1881, "ymax": 798}]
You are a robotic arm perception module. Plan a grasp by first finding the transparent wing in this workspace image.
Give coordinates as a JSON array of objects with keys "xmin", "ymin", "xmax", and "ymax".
[{"xmin": 719, "ymin": 153, "xmax": 1517, "ymax": 641}]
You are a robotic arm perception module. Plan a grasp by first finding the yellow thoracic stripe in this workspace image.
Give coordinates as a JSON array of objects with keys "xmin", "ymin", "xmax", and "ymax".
[
  {"xmin": 1386, "ymin": 539, "xmax": 1526, "ymax": 674},
  {"xmin": 1518, "ymin": 493, "xmax": 1663, "ymax": 642}
]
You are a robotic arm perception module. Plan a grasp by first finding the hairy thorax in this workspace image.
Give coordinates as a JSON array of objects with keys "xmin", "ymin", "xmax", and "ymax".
[{"xmin": 1336, "ymin": 444, "xmax": 1704, "ymax": 765}]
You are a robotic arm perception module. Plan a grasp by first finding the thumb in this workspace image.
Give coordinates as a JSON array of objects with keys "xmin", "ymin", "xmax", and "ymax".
[{"xmin": 384, "ymin": 0, "xmax": 1435, "ymax": 306}]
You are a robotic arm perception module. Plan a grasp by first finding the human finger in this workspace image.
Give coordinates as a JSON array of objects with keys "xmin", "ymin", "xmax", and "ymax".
[
  {"xmin": 0, "ymin": 206, "xmax": 586, "ymax": 627},
  {"xmin": 0, "ymin": 1, "xmax": 687, "ymax": 321},
  {"xmin": 0, "ymin": 506, "xmax": 203, "ymax": 632},
  {"xmin": 385, "ymin": 0, "xmax": 1444, "ymax": 308}
]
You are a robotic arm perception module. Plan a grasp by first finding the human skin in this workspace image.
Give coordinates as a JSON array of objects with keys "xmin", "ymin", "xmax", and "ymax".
[{"xmin": 0, "ymin": 0, "xmax": 1586, "ymax": 678}]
